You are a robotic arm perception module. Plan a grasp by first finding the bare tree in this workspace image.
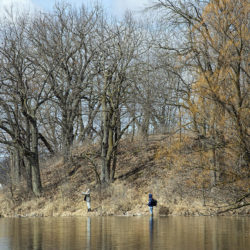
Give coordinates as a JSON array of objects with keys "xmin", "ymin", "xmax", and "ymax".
[
  {"xmin": 96, "ymin": 14, "xmax": 145, "ymax": 183},
  {"xmin": 27, "ymin": 4, "xmax": 102, "ymax": 162},
  {"xmin": 0, "ymin": 15, "xmax": 52, "ymax": 195}
]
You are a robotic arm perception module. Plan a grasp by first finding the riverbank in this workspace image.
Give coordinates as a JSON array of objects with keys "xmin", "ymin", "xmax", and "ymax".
[
  {"xmin": 0, "ymin": 135, "xmax": 249, "ymax": 217},
  {"xmin": 0, "ymin": 190, "xmax": 249, "ymax": 218},
  {"xmin": 1, "ymin": 182, "xmax": 249, "ymax": 217}
]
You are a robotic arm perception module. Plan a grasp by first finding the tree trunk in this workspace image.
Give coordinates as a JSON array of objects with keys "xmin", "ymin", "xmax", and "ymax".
[
  {"xmin": 29, "ymin": 118, "xmax": 42, "ymax": 196},
  {"xmin": 24, "ymin": 156, "xmax": 32, "ymax": 192},
  {"xmin": 139, "ymin": 113, "xmax": 150, "ymax": 139},
  {"xmin": 24, "ymin": 118, "xmax": 32, "ymax": 192},
  {"xmin": 111, "ymin": 125, "xmax": 118, "ymax": 182},
  {"xmin": 30, "ymin": 153, "xmax": 42, "ymax": 196},
  {"xmin": 62, "ymin": 120, "xmax": 74, "ymax": 163},
  {"xmin": 11, "ymin": 149, "xmax": 21, "ymax": 186},
  {"xmin": 210, "ymin": 147, "xmax": 218, "ymax": 187},
  {"xmin": 101, "ymin": 93, "xmax": 110, "ymax": 184}
]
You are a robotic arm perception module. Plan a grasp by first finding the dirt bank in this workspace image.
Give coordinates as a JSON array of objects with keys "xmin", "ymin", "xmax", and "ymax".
[{"xmin": 0, "ymin": 136, "xmax": 249, "ymax": 217}]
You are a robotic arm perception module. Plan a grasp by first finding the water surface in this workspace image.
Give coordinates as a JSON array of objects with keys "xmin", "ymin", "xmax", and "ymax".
[{"xmin": 0, "ymin": 216, "xmax": 249, "ymax": 250}]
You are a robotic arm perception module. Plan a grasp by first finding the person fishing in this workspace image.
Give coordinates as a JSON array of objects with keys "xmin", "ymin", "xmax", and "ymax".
[
  {"xmin": 147, "ymin": 193, "xmax": 157, "ymax": 216},
  {"xmin": 82, "ymin": 189, "xmax": 91, "ymax": 212}
]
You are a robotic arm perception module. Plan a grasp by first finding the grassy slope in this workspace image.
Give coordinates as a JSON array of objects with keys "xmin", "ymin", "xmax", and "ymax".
[{"xmin": 0, "ymin": 135, "xmax": 249, "ymax": 217}]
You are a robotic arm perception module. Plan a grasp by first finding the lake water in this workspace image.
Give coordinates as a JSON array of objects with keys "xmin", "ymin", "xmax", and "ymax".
[{"xmin": 0, "ymin": 216, "xmax": 249, "ymax": 250}]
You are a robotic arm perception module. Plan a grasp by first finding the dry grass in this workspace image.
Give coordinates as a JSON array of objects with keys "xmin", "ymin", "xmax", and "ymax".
[{"xmin": 0, "ymin": 134, "xmax": 249, "ymax": 217}]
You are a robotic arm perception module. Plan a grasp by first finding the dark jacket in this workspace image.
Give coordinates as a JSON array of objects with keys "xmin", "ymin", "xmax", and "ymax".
[
  {"xmin": 148, "ymin": 193, "xmax": 153, "ymax": 207},
  {"xmin": 148, "ymin": 193, "xmax": 157, "ymax": 207}
]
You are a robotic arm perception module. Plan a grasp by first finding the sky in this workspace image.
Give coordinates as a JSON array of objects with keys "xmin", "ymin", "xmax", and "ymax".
[{"xmin": 0, "ymin": 0, "xmax": 153, "ymax": 18}]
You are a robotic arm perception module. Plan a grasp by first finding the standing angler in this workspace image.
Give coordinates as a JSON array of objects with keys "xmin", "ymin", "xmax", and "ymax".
[
  {"xmin": 82, "ymin": 189, "xmax": 91, "ymax": 212},
  {"xmin": 148, "ymin": 193, "xmax": 157, "ymax": 216}
]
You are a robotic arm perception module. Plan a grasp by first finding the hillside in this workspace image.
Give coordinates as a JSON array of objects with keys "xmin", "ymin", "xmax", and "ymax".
[{"xmin": 0, "ymin": 135, "xmax": 249, "ymax": 217}]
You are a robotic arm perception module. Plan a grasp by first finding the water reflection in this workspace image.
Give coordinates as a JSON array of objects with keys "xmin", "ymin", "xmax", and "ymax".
[
  {"xmin": 0, "ymin": 216, "xmax": 249, "ymax": 250},
  {"xmin": 86, "ymin": 217, "xmax": 91, "ymax": 250},
  {"xmin": 149, "ymin": 216, "xmax": 154, "ymax": 250}
]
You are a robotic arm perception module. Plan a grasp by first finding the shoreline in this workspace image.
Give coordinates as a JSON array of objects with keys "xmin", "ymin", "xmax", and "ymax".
[
  {"xmin": 1, "ymin": 204, "xmax": 249, "ymax": 218},
  {"xmin": 0, "ymin": 136, "xmax": 249, "ymax": 221},
  {"xmin": 1, "ymin": 213, "xmax": 249, "ymax": 218},
  {"xmin": 0, "ymin": 190, "xmax": 249, "ymax": 218}
]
